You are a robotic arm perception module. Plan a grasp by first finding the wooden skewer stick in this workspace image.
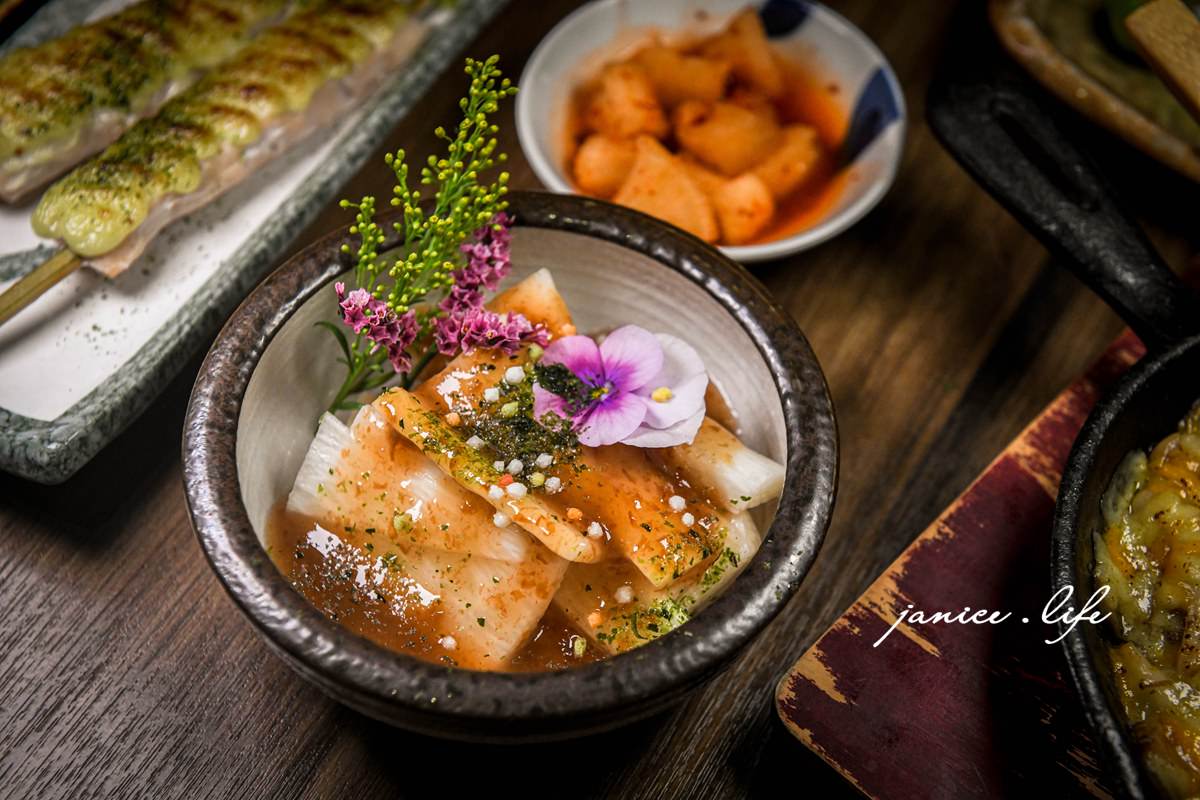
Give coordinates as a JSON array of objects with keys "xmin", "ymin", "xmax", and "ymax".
[
  {"xmin": 0, "ymin": 249, "xmax": 82, "ymax": 327},
  {"xmin": 1125, "ymin": 0, "xmax": 1200, "ymax": 125}
]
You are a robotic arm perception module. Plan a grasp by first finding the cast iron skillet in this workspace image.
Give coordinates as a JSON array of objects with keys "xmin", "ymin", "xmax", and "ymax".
[{"xmin": 928, "ymin": 57, "xmax": 1200, "ymax": 799}]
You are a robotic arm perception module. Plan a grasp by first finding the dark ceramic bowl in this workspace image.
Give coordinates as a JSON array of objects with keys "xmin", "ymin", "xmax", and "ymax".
[{"xmin": 182, "ymin": 191, "xmax": 838, "ymax": 742}]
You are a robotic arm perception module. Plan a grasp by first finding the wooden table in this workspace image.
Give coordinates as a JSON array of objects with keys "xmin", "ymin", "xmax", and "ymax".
[{"xmin": 2, "ymin": 1, "xmax": 1197, "ymax": 797}]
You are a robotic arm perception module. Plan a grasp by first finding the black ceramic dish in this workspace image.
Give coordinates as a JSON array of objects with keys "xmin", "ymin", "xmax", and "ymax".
[
  {"xmin": 929, "ymin": 57, "xmax": 1200, "ymax": 799},
  {"xmin": 182, "ymin": 191, "xmax": 838, "ymax": 742}
]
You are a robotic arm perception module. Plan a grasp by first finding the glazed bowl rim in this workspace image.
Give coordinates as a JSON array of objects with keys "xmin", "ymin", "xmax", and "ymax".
[
  {"xmin": 182, "ymin": 190, "xmax": 838, "ymax": 726},
  {"xmin": 513, "ymin": 0, "xmax": 908, "ymax": 264}
]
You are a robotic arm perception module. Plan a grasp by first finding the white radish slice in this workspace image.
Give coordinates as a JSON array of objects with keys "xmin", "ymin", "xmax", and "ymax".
[
  {"xmin": 397, "ymin": 542, "xmax": 568, "ymax": 669},
  {"xmin": 277, "ymin": 516, "xmax": 566, "ymax": 668},
  {"xmin": 552, "ymin": 511, "xmax": 761, "ymax": 654},
  {"xmin": 287, "ymin": 411, "xmax": 353, "ymax": 518},
  {"xmin": 414, "ymin": 271, "xmax": 726, "ymax": 587},
  {"xmin": 370, "ymin": 388, "xmax": 605, "ymax": 563},
  {"xmin": 548, "ymin": 443, "xmax": 730, "ymax": 589},
  {"xmin": 410, "ymin": 268, "xmax": 768, "ymax": 587},
  {"xmin": 655, "ymin": 417, "xmax": 785, "ymax": 512},
  {"xmin": 287, "ymin": 409, "xmax": 533, "ymax": 562},
  {"xmin": 419, "ymin": 357, "xmax": 729, "ymax": 586},
  {"xmin": 489, "ymin": 268, "xmax": 575, "ymax": 336}
]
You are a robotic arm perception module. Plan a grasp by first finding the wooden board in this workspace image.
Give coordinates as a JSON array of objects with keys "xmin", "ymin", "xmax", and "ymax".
[{"xmin": 776, "ymin": 330, "xmax": 1147, "ymax": 799}]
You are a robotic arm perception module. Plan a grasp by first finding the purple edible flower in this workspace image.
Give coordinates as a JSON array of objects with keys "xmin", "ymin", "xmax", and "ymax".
[
  {"xmin": 455, "ymin": 211, "xmax": 513, "ymax": 293},
  {"xmin": 532, "ymin": 325, "xmax": 708, "ymax": 448},
  {"xmin": 434, "ymin": 305, "xmax": 548, "ymax": 356},
  {"xmin": 335, "ymin": 281, "xmax": 419, "ymax": 373},
  {"xmin": 438, "ymin": 283, "xmax": 484, "ymax": 316},
  {"xmin": 431, "ymin": 213, "xmax": 547, "ymax": 357}
]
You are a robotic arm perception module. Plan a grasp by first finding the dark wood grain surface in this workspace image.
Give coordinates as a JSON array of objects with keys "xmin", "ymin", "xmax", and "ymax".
[{"xmin": 2, "ymin": 1, "xmax": 1198, "ymax": 798}]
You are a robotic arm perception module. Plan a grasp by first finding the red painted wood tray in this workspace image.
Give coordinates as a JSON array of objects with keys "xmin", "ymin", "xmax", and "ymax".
[{"xmin": 776, "ymin": 330, "xmax": 1147, "ymax": 799}]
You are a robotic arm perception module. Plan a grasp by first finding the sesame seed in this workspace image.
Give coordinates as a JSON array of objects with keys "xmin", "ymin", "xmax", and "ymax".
[
  {"xmin": 503, "ymin": 366, "xmax": 526, "ymax": 384},
  {"xmin": 586, "ymin": 521, "xmax": 604, "ymax": 538},
  {"xmin": 487, "ymin": 485, "xmax": 504, "ymax": 501},
  {"xmin": 444, "ymin": 411, "xmax": 461, "ymax": 426},
  {"xmin": 566, "ymin": 507, "xmax": 583, "ymax": 521},
  {"xmin": 506, "ymin": 458, "xmax": 524, "ymax": 474},
  {"xmin": 668, "ymin": 494, "xmax": 686, "ymax": 511},
  {"xmin": 506, "ymin": 482, "xmax": 528, "ymax": 498},
  {"xmin": 465, "ymin": 435, "xmax": 485, "ymax": 450},
  {"xmin": 483, "ymin": 387, "xmax": 500, "ymax": 402},
  {"xmin": 493, "ymin": 512, "xmax": 510, "ymax": 528},
  {"xmin": 682, "ymin": 512, "xmax": 695, "ymax": 526},
  {"xmin": 545, "ymin": 476, "xmax": 562, "ymax": 493},
  {"xmin": 614, "ymin": 585, "xmax": 635, "ymax": 604},
  {"xmin": 439, "ymin": 635, "xmax": 457, "ymax": 651},
  {"xmin": 535, "ymin": 453, "xmax": 553, "ymax": 468}
]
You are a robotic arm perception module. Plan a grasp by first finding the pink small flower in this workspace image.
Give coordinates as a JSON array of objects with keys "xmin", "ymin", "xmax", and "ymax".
[
  {"xmin": 435, "ymin": 305, "xmax": 547, "ymax": 356},
  {"xmin": 438, "ymin": 283, "xmax": 484, "ymax": 315},
  {"xmin": 432, "ymin": 214, "xmax": 546, "ymax": 358},
  {"xmin": 336, "ymin": 281, "xmax": 419, "ymax": 373},
  {"xmin": 454, "ymin": 212, "xmax": 512, "ymax": 293},
  {"xmin": 432, "ymin": 313, "xmax": 463, "ymax": 356}
]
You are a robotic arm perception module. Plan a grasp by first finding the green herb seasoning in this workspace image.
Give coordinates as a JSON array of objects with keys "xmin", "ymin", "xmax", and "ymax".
[{"xmin": 465, "ymin": 362, "xmax": 581, "ymax": 476}]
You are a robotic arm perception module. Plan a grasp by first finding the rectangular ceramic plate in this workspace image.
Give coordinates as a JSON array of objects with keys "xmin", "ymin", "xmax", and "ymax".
[{"xmin": 0, "ymin": 0, "xmax": 508, "ymax": 484}]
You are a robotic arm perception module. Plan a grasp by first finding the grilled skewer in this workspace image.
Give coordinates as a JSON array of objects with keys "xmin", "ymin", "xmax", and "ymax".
[
  {"xmin": 0, "ymin": 0, "xmax": 288, "ymax": 204},
  {"xmin": 31, "ymin": 0, "xmax": 426, "ymax": 279}
]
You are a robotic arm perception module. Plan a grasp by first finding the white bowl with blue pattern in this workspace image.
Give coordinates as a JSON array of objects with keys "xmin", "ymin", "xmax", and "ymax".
[{"xmin": 516, "ymin": 0, "xmax": 906, "ymax": 263}]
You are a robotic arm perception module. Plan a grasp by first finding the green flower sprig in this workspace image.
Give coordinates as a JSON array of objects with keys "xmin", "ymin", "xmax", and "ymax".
[
  {"xmin": 323, "ymin": 55, "xmax": 517, "ymax": 414},
  {"xmin": 386, "ymin": 57, "xmax": 514, "ymax": 311}
]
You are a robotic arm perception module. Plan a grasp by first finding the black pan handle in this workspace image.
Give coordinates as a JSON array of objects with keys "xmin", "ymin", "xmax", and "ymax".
[{"xmin": 927, "ymin": 68, "xmax": 1200, "ymax": 352}]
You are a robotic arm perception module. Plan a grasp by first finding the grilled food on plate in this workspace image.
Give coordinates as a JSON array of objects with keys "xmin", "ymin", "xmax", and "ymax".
[
  {"xmin": 0, "ymin": 0, "xmax": 288, "ymax": 204},
  {"xmin": 32, "ymin": 0, "xmax": 427, "ymax": 277}
]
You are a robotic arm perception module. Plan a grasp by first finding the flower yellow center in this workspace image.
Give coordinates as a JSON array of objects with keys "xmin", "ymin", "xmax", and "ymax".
[{"xmin": 651, "ymin": 386, "xmax": 673, "ymax": 403}]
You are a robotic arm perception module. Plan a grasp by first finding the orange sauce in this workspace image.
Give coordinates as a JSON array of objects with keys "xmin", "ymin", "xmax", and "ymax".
[
  {"xmin": 266, "ymin": 504, "xmax": 449, "ymax": 664},
  {"xmin": 749, "ymin": 165, "xmax": 852, "ymax": 244},
  {"xmin": 777, "ymin": 57, "xmax": 847, "ymax": 146},
  {"xmin": 509, "ymin": 606, "xmax": 602, "ymax": 672},
  {"xmin": 266, "ymin": 502, "xmax": 599, "ymax": 672},
  {"xmin": 745, "ymin": 56, "xmax": 848, "ymax": 246}
]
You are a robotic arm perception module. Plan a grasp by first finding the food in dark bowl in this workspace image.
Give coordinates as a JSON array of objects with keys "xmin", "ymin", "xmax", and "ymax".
[
  {"xmin": 184, "ymin": 55, "xmax": 834, "ymax": 740},
  {"xmin": 183, "ymin": 190, "xmax": 837, "ymax": 740},
  {"xmin": 1096, "ymin": 401, "xmax": 1200, "ymax": 796},
  {"xmin": 267, "ymin": 264, "xmax": 788, "ymax": 672}
]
